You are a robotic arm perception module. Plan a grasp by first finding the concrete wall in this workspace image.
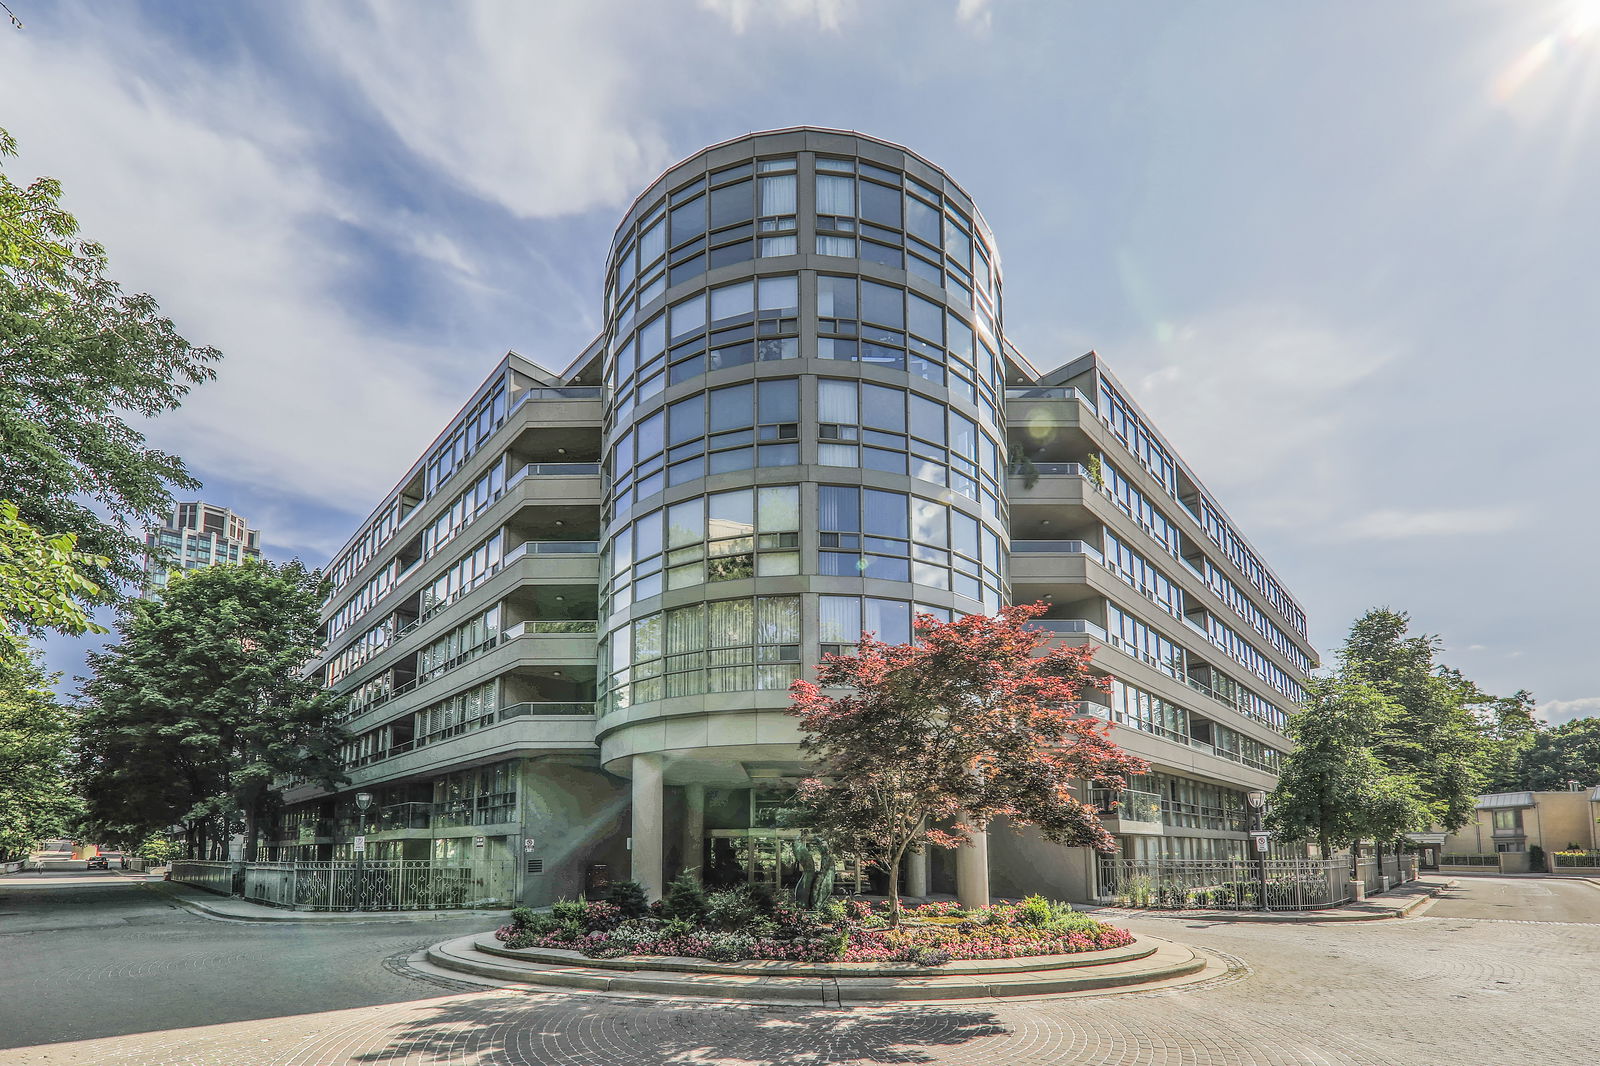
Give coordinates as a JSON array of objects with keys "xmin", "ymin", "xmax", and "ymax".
[
  {"xmin": 517, "ymin": 758, "xmax": 630, "ymax": 907},
  {"xmin": 985, "ymin": 818, "xmax": 1097, "ymax": 904}
]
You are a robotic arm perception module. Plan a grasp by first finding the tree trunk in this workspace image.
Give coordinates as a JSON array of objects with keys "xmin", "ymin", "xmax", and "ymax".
[{"xmin": 886, "ymin": 857, "xmax": 901, "ymax": 928}]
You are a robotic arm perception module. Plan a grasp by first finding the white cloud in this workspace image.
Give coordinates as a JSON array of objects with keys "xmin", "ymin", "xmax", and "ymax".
[
  {"xmin": 302, "ymin": 1, "xmax": 676, "ymax": 219},
  {"xmin": 956, "ymin": 0, "xmax": 995, "ymax": 31},
  {"xmin": 698, "ymin": 0, "xmax": 852, "ymax": 33},
  {"xmin": 1541, "ymin": 697, "xmax": 1600, "ymax": 726},
  {"xmin": 0, "ymin": 16, "xmax": 466, "ymax": 548}
]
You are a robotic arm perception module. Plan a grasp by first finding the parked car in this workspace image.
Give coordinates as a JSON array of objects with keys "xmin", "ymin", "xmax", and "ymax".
[{"xmin": 85, "ymin": 856, "xmax": 110, "ymax": 870}]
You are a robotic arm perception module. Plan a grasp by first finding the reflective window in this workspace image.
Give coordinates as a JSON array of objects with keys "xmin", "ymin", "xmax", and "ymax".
[
  {"xmin": 603, "ymin": 594, "xmax": 801, "ymax": 710},
  {"xmin": 817, "ymin": 486, "xmax": 1001, "ymax": 605}
]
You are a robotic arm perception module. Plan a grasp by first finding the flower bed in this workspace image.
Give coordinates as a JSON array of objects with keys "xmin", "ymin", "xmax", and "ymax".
[{"xmin": 493, "ymin": 879, "xmax": 1132, "ymax": 968}]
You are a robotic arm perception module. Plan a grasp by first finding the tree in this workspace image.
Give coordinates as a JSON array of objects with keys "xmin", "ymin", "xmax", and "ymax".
[
  {"xmin": 1268, "ymin": 676, "xmax": 1428, "ymax": 866},
  {"xmin": 1516, "ymin": 717, "xmax": 1600, "ymax": 792},
  {"xmin": 77, "ymin": 560, "xmax": 345, "ymax": 858},
  {"xmin": 1473, "ymin": 687, "xmax": 1540, "ymax": 792},
  {"xmin": 1340, "ymin": 609, "xmax": 1486, "ymax": 832},
  {"xmin": 0, "ymin": 500, "xmax": 108, "ymax": 655},
  {"xmin": 1, "ymin": 126, "xmax": 219, "ymax": 604},
  {"xmin": 786, "ymin": 601, "xmax": 1147, "ymax": 924},
  {"xmin": 0, "ymin": 653, "xmax": 80, "ymax": 861}
]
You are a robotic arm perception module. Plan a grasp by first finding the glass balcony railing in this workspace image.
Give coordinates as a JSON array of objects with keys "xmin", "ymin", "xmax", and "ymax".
[
  {"xmin": 1004, "ymin": 386, "xmax": 1096, "ymax": 413},
  {"xmin": 498, "ymin": 701, "xmax": 596, "ymax": 719},
  {"xmin": 1092, "ymin": 787, "xmax": 1163, "ymax": 824},
  {"xmin": 1010, "ymin": 539, "xmax": 1106, "ymax": 565},
  {"xmin": 1028, "ymin": 618, "xmax": 1109, "ymax": 641},
  {"xmin": 501, "ymin": 620, "xmax": 599, "ymax": 638},
  {"xmin": 501, "ymin": 540, "xmax": 601, "ymax": 566}
]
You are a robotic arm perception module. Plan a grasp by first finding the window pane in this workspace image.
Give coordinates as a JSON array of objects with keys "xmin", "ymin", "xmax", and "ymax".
[
  {"xmin": 709, "ymin": 383, "xmax": 753, "ymax": 432},
  {"xmin": 709, "ymin": 598, "xmax": 753, "ymax": 647},
  {"xmin": 637, "ymin": 411, "xmax": 665, "ymax": 458},
  {"xmin": 758, "ymin": 275, "xmax": 798, "ymax": 314},
  {"xmin": 758, "ymin": 174, "xmax": 796, "ymax": 216},
  {"xmin": 709, "ymin": 489, "xmax": 754, "ymax": 537},
  {"xmin": 667, "ymin": 499, "xmax": 704, "ymax": 547},
  {"xmin": 951, "ymin": 511, "xmax": 979, "ymax": 558},
  {"xmin": 819, "ymin": 485, "xmax": 860, "ymax": 532},
  {"xmin": 816, "ymin": 173, "xmax": 855, "ymax": 215},
  {"xmin": 817, "ymin": 276, "xmax": 856, "ymax": 320},
  {"xmin": 757, "ymin": 594, "xmax": 800, "ymax": 643},
  {"xmin": 864, "ymin": 490, "xmax": 908, "ymax": 538},
  {"xmin": 819, "ymin": 596, "xmax": 860, "ymax": 643},
  {"xmin": 634, "ymin": 510, "xmax": 663, "ymax": 559},
  {"xmin": 670, "ymin": 293, "xmax": 706, "ymax": 342},
  {"xmin": 860, "ymin": 181, "xmax": 901, "ymax": 228},
  {"xmin": 860, "ymin": 281, "xmax": 904, "ymax": 327},
  {"xmin": 668, "ymin": 394, "xmax": 704, "ymax": 446},
  {"xmin": 906, "ymin": 195, "xmax": 941, "ymax": 244},
  {"xmin": 861, "ymin": 385, "xmax": 905, "ymax": 431},
  {"xmin": 912, "ymin": 498, "xmax": 947, "ymax": 546},
  {"xmin": 908, "ymin": 292, "xmax": 943, "ymax": 342},
  {"xmin": 670, "ymin": 196, "xmax": 705, "ymax": 245},
  {"xmin": 639, "ymin": 219, "xmax": 666, "ymax": 264},
  {"xmin": 710, "ymin": 180, "xmax": 753, "ymax": 229},
  {"xmin": 865, "ymin": 598, "xmax": 911, "ymax": 645},
  {"xmin": 910, "ymin": 395, "xmax": 944, "ymax": 442},
  {"xmin": 818, "ymin": 379, "xmax": 858, "ymax": 424},
  {"xmin": 758, "ymin": 378, "xmax": 798, "ymax": 424},
  {"xmin": 710, "ymin": 281, "xmax": 754, "ymax": 326},
  {"xmin": 758, "ymin": 485, "xmax": 799, "ymax": 531}
]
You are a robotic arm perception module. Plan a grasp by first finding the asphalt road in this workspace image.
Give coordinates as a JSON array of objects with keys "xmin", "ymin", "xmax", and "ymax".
[{"xmin": 2, "ymin": 870, "xmax": 1598, "ymax": 1066}]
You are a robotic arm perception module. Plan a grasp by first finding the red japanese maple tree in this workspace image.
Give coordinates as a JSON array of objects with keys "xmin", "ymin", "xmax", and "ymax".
[{"xmin": 787, "ymin": 601, "xmax": 1148, "ymax": 924}]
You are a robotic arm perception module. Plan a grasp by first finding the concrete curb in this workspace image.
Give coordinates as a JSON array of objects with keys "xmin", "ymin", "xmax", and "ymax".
[
  {"xmin": 1083, "ymin": 879, "xmax": 1458, "ymax": 924},
  {"xmin": 424, "ymin": 932, "xmax": 1210, "ymax": 1004},
  {"xmin": 131, "ymin": 875, "xmax": 508, "ymax": 925}
]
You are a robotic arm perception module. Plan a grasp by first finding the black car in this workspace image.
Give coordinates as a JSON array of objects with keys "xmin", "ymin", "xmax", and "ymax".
[{"xmin": 85, "ymin": 856, "xmax": 110, "ymax": 870}]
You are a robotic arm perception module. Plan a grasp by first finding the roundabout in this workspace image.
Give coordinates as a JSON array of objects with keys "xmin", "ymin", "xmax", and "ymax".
[{"xmin": 424, "ymin": 930, "xmax": 1217, "ymax": 1003}]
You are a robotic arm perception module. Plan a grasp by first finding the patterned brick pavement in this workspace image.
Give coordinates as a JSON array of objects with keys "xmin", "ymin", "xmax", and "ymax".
[
  {"xmin": 6, "ymin": 907, "xmax": 1595, "ymax": 1066},
  {"xmin": 6, "ymin": 870, "xmax": 1593, "ymax": 1062}
]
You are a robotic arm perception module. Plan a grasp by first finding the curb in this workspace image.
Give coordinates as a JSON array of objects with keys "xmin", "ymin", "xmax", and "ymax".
[
  {"xmin": 132, "ymin": 877, "xmax": 507, "ymax": 925},
  {"xmin": 424, "ymin": 933, "xmax": 1210, "ymax": 1004},
  {"xmin": 1084, "ymin": 880, "xmax": 1458, "ymax": 924}
]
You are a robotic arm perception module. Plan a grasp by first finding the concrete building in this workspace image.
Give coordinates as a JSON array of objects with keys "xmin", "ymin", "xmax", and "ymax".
[
  {"xmin": 1435, "ymin": 787, "xmax": 1600, "ymax": 869},
  {"xmin": 275, "ymin": 129, "xmax": 1314, "ymax": 908},
  {"xmin": 142, "ymin": 501, "xmax": 263, "ymax": 593}
]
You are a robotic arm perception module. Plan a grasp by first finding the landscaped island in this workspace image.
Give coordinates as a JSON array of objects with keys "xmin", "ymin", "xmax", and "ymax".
[{"xmin": 495, "ymin": 875, "xmax": 1133, "ymax": 967}]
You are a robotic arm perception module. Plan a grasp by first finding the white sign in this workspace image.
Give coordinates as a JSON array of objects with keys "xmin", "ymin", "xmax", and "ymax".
[
  {"xmin": 353, "ymin": 835, "xmax": 366, "ymax": 853},
  {"xmin": 523, "ymin": 838, "xmax": 537, "ymax": 851},
  {"xmin": 1250, "ymin": 831, "xmax": 1271, "ymax": 854},
  {"xmin": 228, "ymin": 833, "xmax": 244, "ymax": 861},
  {"xmin": 473, "ymin": 836, "xmax": 486, "ymax": 849}
]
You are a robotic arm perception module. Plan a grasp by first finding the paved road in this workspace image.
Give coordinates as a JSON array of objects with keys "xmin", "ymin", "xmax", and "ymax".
[
  {"xmin": 2, "ymin": 871, "xmax": 1597, "ymax": 1065},
  {"xmin": 1425, "ymin": 873, "xmax": 1600, "ymax": 923}
]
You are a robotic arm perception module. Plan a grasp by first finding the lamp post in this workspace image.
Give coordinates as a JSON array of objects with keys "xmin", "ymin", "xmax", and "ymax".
[
  {"xmin": 354, "ymin": 791, "xmax": 373, "ymax": 911},
  {"xmin": 1247, "ymin": 790, "xmax": 1268, "ymax": 911}
]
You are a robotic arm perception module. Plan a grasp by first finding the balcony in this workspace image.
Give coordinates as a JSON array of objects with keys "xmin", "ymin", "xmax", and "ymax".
[
  {"xmin": 1010, "ymin": 539, "xmax": 1105, "ymax": 565},
  {"xmin": 1092, "ymin": 787, "xmax": 1164, "ymax": 836},
  {"xmin": 1028, "ymin": 618, "xmax": 1108, "ymax": 641}
]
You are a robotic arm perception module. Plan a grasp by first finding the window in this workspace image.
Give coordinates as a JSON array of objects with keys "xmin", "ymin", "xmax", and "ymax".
[
  {"xmin": 603, "ymin": 594, "xmax": 801, "ymax": 710},
  {"xmin": 1492, "ymin": 809, "xmax": 1523, "ymax": 832},
  {"xmin": 817, "ymin": 486, "xmax": 1002, "ymax": 605}
]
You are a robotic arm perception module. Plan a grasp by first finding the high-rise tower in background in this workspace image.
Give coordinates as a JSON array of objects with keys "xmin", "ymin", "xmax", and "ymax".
[
  {"xmin": 142, "ymin": 501, "xmax": 263, "ymax": 593},
  {"xmin": 283, "ymin": 129, "xmax": 1315, "ymax": 908}
]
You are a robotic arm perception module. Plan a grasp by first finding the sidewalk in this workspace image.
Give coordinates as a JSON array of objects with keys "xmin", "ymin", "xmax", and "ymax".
[
  {"xmin": 122, "ymin": 870, "xmax": 510, "ymax": 924},
  {"xmin": 1081, "ymin": 876, "xmax": 1455, "ymax": 923}
]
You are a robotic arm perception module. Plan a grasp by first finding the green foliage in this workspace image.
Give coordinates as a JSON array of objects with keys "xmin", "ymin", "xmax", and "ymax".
[
  {"xmin": 0, "ymin": 502, "xmax": 109, "ymax": 656},
  {"xmin": 0, "ymin": 653, "xmax": 79, "ymax": 859},
  {"xmin": 660, "ymin": 869, "xmax": 708, "ymax": 922},
  {"xmin": 1475, "ymin": 688, "xmax": 1540, "ymax": 792},
  {"xmin": 604, "ymin": 879, "xmax": 650, "ymax": 918},
  {"xmin": 550, "ymin": 899, "xmax": 588, "ymax": 923},
  {"xmin": 1269, "ymin": 675, "xmax": 1428, "ymax": 856},
  {"xmin": 1084, "ymin": 452, "xmax": 1105, "ymax": 489},
  {"xmin": 76, "ymin": 560, "xmax": 345, "ymax": 854},
  {"xmin": 1527, "ymin": 844, "xmax": 1547, "ymax": 873},
  {"xmin": 705, "ymin": 886, "xmax": 760, "ymax": 930},
  {"xmin": 0, "ymin": 127, "xmax": 219, "ymax": 605},
  {"xmin": 1517, "ymin": 717, "xmax": 1600, "ymax": 791},
  {"xmin": 134, "ymin": 832, "xmax": 181, "ymax": 863}
]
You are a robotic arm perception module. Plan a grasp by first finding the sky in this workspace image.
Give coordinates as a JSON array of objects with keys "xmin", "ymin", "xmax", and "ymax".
[{"xmin": 4, "ymin": 0, "xmax": 1597, "ymax": 723}]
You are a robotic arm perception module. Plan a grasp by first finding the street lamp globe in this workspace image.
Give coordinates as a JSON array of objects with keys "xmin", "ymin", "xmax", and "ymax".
[
  {"xmin": 355, "ymin": 792, "xmax": 374, "ymax": 812},
  {"xmin": 1246, "ymin": 790, "xmax": 1267, "ymax": 810}
]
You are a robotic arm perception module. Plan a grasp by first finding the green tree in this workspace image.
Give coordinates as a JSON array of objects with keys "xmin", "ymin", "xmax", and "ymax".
[
  {"xmin": 1, "ymin": 126, "xmax": 219, "ymax": 604},
  {"xmin": 1341, "ymin": 609, "xmax": 1486, "ymax": 831},
  {"xmin": 0, "ymin": 500, "xmax": 108, "ymax": 655},
  {"xmin": 1516, "ymin": 717, "xmax": 1600, "ymax": 792},
  {"xmin": 0, "ymin": 654, "xmax": 80, "ymax": 860},
  {"xmin": 787, "ymin": 602, "xmax": 1147, "ymax": 924},
  {"xmin": 1473, "ymin": 687, "xmax": 1540, "ymax": 792},
  {"xmin": 1268, "ymin": 676, "xmax": 1428, "ymax": 864},
  {"xmin": 77, "ymin": 560, "xmax": 345, "ymax": 858}
]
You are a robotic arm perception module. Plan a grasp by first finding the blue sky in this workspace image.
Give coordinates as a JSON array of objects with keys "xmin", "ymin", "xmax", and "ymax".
[{"xmin": 5, "ymin": 0, "xmax": 1597, "ymax": 722}]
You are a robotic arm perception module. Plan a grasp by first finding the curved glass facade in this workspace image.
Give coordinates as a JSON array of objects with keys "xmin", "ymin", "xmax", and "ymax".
[{"xmin": 596, "ymin": 135, "xmax": 1009, "ymax": 722}]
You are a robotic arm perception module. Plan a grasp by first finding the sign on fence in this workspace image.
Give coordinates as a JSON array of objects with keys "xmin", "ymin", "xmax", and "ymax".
[{"xmin": 352, "ymin": 836, "xmax": 366, "ymax": 853}]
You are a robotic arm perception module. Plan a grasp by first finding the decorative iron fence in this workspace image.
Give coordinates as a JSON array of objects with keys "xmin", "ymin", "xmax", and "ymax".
[
  {"xmin": 1098, "ymin": 856, "xmax": 1352, "ymax": 911},
  {"xmin": 240, "ymin": 859, "xmax": 514, "ymax": 911},
  {"xmin": 1553, "ymin": 851, "xmax": 1600, "ymax": 869},
  {"xmin": 168, "ymin": 860, "xmax": 234, "ymax": 896},
  {"xmin": 1439, "ymin": 854, "xmax": 1498, "ymax": 866}
]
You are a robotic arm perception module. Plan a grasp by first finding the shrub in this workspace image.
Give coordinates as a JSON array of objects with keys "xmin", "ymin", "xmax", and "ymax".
[
  {"xmin": 814, "ymin": 897, "xmax": 847, "ymax": 924},
  {"xmin": 551, "ymin": 899, "xmax": 587, "ymax": 922},
  {"xmin": 705, "ymin": 886, "xmax": 760, "ymax": 930},
  {"xmin": 908, "ymin": 946, "xmax": 952, "ymax": 967},
  {"xmin": 509, "ymin": 907, "xmax": 538, "ymax": 929},
  {"xmin": 660, "ymin": 869, "xmax": 708, "ymax": 922},
  {"xmin": 1016, "ymin": 894, "xmax": 1055, "ymax": 926},
  {"xmin": 605, "ymin": 880, "xmax": 651, "ymax": 918},
  {"xmin": 702, "ymin": 931, "xmax": 756, "ymax": 962},
  {"xmin": 1528, "ymin": 844, "xmax": 1547, "ymax": 873}
]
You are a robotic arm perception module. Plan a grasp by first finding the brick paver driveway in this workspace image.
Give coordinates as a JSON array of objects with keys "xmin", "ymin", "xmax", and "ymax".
[{"xmin": 3, "ymin": 871, "xmax": 1595, "ymax": 1065}]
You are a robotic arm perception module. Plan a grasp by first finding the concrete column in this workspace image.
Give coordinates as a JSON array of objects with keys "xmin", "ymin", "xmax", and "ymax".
[
  {"xmin": 955, "ymin": 829, "xmax": 990, "ymax": 908},
  {"xmin": 682, "ymin": 783, "xmax": 705, "ymax": 882},
  {"xmin": 906, "ymin": 848, "xmax": 929, "ymax": 898},
  {"xmin": 630, "ymin": 753, "xmax": 665, "ymax": 900}
]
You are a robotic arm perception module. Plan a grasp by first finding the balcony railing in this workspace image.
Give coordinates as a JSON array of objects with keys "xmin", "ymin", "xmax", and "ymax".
[
  {"xmin": 1092, "ymin": 787, "xmax": 1163, "ymax": 824},
  {"xmin": 1028, "ymin": 618, "xmax": 1109, "ymax": 641},
  {"xmin": 501, "ymin": 540, "xmax": 601, "ymax": 565},
  {"xmin": 498, "ymin": 701, "xmax": 596, "ymax": 718},
  {"xmin": 343, "ymin": 701, "xmax": 596, "ymax": 772},
  {"xmin": 1004, "ymin": 386, "xmax": 1096, "ymax": 412},
  {"xmin": 501, "ymin": 619, "xmax": 599, "ymax": 638},
  {"xmin": 519, "ymin": 386, "xmax": 603, "ymax": 401},
  {"xmin": 1010, "ymin": 539, "xmax": 1105, "ymax": 565}
]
